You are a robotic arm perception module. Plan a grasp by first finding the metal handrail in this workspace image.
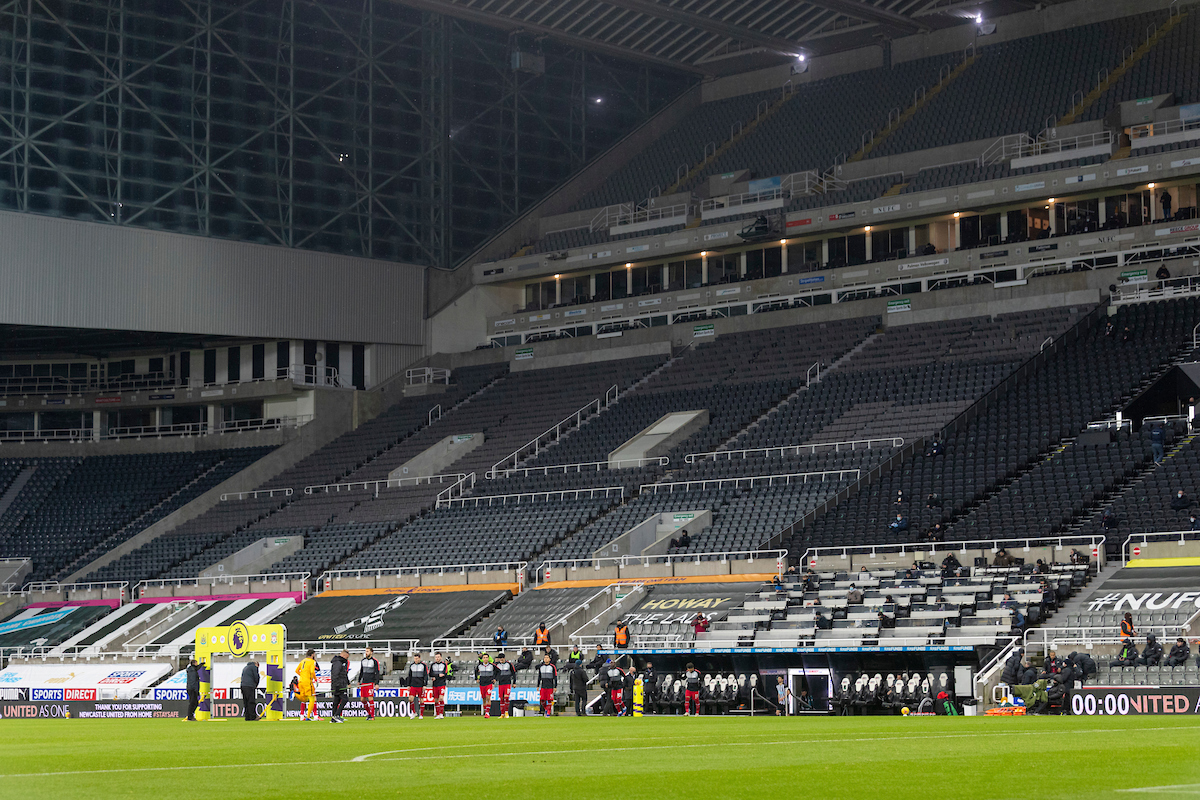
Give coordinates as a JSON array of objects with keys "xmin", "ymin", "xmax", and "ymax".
[
  {"xmin": 285, "ymin": 639, "xmax": 419, "ymax": 656},
  {"xmin": 322, "ymin": 560, "xmax": 527, "ymax": 587},
  {"xmin": 435, "ymin": 472, "xmax": 476, "ymax": 506},
  {"xmin": 23, "ymin": 579, "xmax": 128, "ymax": 596},
  {"xmin": 1121, "ymin": 530, "xmax": 1196, "ymax": 563},
  {"xmin": 430, "ymin": 635, "xmax": 538, "ymax": 653},
  {"xmin": 641, "ymin": 470, "xmax": 859, "ymax": 493},
  {"xmin": 220, "ymin": 488, "xmax": 293, "ymax": 501},
  {"xmin": 304, "ymin": 474, "xmax": 466, "ymax": 497},
  {"xmin": 1024, "ymin": 626, "xmax": 1188, "ymax": 658},
  {"xmin": 800, "ymin": 534, "xmax": 1106, "ymax": 567},
  {"xmin": 406, "ymin": 367, "xmax": 450, "ymax": 385},
  {"xmin": 700, "ymin": 187, "xmax": 788, "ymax": 215},
  {"xmin": 686, "ymin": 438, "xmax": 902, "ymax": 464},
  {"xmin": 441, "ymin": 486, "xmax": 624, "ymax": 508},
  {"xmin": 496, "ymin": 457, "xmax": 667, "ymax": 477},
  {"xmin": 135, "ymin": 572, "xmax": 309, "ymax": 599},
  {"xmin": 541, "ymin": 549, "xmax": 787, "ymax": 577},
  {"xmin": 487, "ymin": 388, "xmax": 617, "ymax": 477}
]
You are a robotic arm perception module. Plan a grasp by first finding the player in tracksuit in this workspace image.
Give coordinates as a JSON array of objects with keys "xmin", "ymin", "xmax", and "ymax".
[
  {"xmin": 605, "ymin": 662, "xmax": 627, "ymax": 716},
  {"xmin": 358, "ymin": 647, "xmax": 383, "ymax": 720},
  {"xmin": 537, "ymin": 654, "xmax": 558, "ymax": 717},
  {"xmin": 684, "ymin": 662, "xmax": 702, "ymax": 717},
  {"xmin": 429, "ymin": 652, "xmax": 451, "ymax": 720},
  {"xmin": 495, "ymin": 652, "xmax": 517, "ymax": 718},
  {"xmin": 404, "ymin": 653, "xmax": 430, "ymax": 719},
  {"xmin": 476, "ymin": 653, "xmax": 497, "ymax": 718}
]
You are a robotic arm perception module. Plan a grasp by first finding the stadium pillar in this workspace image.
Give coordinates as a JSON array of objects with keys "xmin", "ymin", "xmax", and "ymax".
[
  {"xmin": 661, "ymin": 264, "xmax": 669, "ymax": 289},
  {"xmin": 207, "ymin": 404, "xmax": 219, "ymax": 434},
  {"xmin": 952, "ymin": 217, "xmax": 961, "ymax": 250},
  {"xmin": 907, "ymin": 226, "xmax": 916, "ymax": 254},
  {"xmin": 589, "ymin": 274, "xmax": 597, "ymax": 297},
  {"xmin": 32, "ymin": 412, "xmax": 39, "ymax": 436},
  {"xmin": 701, "ymin": 253, "xmax": 708, "ymax": 284},
  {"xmin": 999, "ymin": 214, "xmax": 1008, "ymax": 241},
  {"xmin": 92, "ymin": 411, "xmax": 102, "ymax": 442},
  {"xmin": 780, "ymin": 242, "xmax": 788, "ymax": 273},
  {"xmin": 555, "ymin": 276, "xmax": 561, "ymax": 306},
  {"xmin": 821, "ymin": 238, "xmax": 829, "ymax": 265},
  {"xmin": 738, "ymin": 251, "xmax": 747, "ymax": 277},
  {"xmin": 864, "ymin": 232, "xmax": 872, "ymax": 262},
  {"xmin": 1098, "ymin": 197, "xmax": 1108, "ymax": 226}
]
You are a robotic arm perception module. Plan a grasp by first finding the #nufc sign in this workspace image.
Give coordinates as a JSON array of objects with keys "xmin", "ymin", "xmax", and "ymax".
[
  {"xmin": 1086, "ymin": 591, "xmax": 1200, "ymax": 612},
  {"xmin": 1072, "ymin": 687, "xmax": 1200, "ymax": 716}
]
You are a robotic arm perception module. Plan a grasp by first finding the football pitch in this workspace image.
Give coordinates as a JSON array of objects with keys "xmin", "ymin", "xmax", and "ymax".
[{"xmin": 1, "ymin": 715, "xmax": 1198, "ymax": 799}]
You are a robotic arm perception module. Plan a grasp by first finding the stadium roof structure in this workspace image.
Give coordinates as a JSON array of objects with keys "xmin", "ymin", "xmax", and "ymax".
[{"xmin": 393, "ymin": 0, "xmax": 1061, "ymax": 74}]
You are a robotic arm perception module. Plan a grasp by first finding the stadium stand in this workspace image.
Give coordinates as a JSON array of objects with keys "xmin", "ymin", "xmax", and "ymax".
[{"xmin": 0, "ymin": 604, "xmax": 115, "ymax": 650}]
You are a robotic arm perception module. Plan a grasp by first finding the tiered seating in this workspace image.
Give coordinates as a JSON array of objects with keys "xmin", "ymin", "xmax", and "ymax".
[
  {"xmin": 1083, "ymin": 12, "xmax": 1200, "ymax": 122},
  {"xmin": 0, "ymin": 449, "xmax": 274, "ymax": 583},
  {"xmin": 465, "ymin": 586, "xmax": 600, "ymax": 641},
  {"xmin": 799, "ymin": 298, "xmax": 1200, "ymax": 553},
  {"xmin": 872, "ymin": 12, "xmax": 1157, "ymax": 158},
  {"xmin": 0, "ymin": 605, "xmax": 114, "ymax": 650}
]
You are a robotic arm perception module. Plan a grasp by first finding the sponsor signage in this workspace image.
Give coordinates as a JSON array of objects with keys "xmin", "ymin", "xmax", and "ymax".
[
  {"xmin": 43, "ymin": 398, "xmax": 65, "ymax": 406},
  {"xmin": 625, "ymin": 244, "xmax": 649, "ymax": 253},
  {"xmin": 1116, "ymin": 165, "xmax": 1149, "ymax": 177},
  {"xmin": 1028, "ymin": 243, "xmax": 1058, "ymax": 253},
  {"xmin": 1171, "ymin": 158, "xmax": 1200, "ymax": 169},
  {"xmin": 200, "ymin": 389, "xmax": 223, "ymax": 397},
  {"xmin": 1064, "ymin": 173, "xmax": 1097, "ymax": 184},
  {"xmin": 563, "ymin": 309, "xmax": 586, "ymax": 318},
  {"xmin": 693, "ymin": 324, "xmax": 715, "ymax": 338},
  {"xmin": 887, "ymin": 298, "xmax": 912, "ymax": 314},
  {"xmin": 1072, "ymin": 686, "xmax": 1200, "ymax": 716},
  {"xmin": 148, "ymin": 393, "xmax": 175, "ymax": 401},
  {"xmin": 979, "ymin": 249, "xmax": 1009, "ymax": 260},
  {"xmin": 703, "ymin": 231, "xmax": 729, "ymax": 242},
  {"xmin": 600, "ymin": 303, "xmax": 623, "ymax": 312},
  {"xmin": 493, "ymin": 319, "xmax": 515, "ymax": 328},
  {"xmin": 64, "ymin": 688, "xmax": 96, "ymax": 701},
  {"xmin": 514, "ymin": 348, "xmax": 534, "ymax": 361},
  {"xmin": 872, "ymin": 203, "xmax": 900, "ymax": 215},
  {"xmin": 715, "ymin": 287, "xmax": 740, "ymax": 297},
  {"xmin": 95, "ymin": 397, "xmax": 121, "ymax": 404},
  {"xmin": 1155, "ymin": 223, "xmax": 1200, "ymax": 237},
  {"xmin": 98, "ymin": 671, "xmax": 145, "ymax": 685},
  {"xmin": 796, "ymin": 276, "xmax": 825, "ymax": 286},
  {"xmin": 0, "ymin": 608, "xmax": 74, "ymax": 636},
  {"xmin": 1015, "ymin": 181, "xmax": 1046, "ymax": 192},
  {"xmin": 785, "ymin": 218, "xmax": 812, "ymax": 228},
  {"xmin": 898, "ymin": 257, "xmax": 949, "ymax": 272},
  {"xmin": 828, "ymin": 211, "xmax": 856, "ymax": 221},
  {"xmin": 528, "ymin": 313, "xmax": 550, "ymax": 322},
  {"xmin": 637, "ymin": 298, "xmax": 662, "ymax": 307},
  {"xmin": 31, "ymin": 688, "xmax": 62, "ymax": 701}
]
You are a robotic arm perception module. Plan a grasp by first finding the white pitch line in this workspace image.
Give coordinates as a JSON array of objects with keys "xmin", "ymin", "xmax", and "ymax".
[
  {"xmin": 1118, "ymin": 786, "xmax": 1200, "ymax": 794},
  {"xmin": 1, "ymin": 724, "xmax": 1195, "ymax": 779}
]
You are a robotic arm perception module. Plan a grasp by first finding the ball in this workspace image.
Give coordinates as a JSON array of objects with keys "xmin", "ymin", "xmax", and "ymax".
[{"xmin": 901, "ymin": 707, "xmax": 910, "ymax": 716}]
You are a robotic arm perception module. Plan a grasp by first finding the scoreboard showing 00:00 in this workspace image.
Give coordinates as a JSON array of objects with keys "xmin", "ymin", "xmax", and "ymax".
[{"xmin": 1071, "ymin": 687, "xmax": 1200, "ymax": 716}]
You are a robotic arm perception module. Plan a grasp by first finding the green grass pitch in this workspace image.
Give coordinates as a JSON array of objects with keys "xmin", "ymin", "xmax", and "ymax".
[{"xmin": 1, "ymin": 715, "xmax": 1198, "ymax": 799}]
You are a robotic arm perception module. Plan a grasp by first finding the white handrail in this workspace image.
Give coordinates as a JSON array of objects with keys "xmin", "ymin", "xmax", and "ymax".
[
  {"xmin": 440, "ymin": 486, "xmax": 624, "ymax": 508},
  {"xmin": 541, "ymin": 549, "xmax": 787, "ymax": 577},
  {"xmin": 23, "ymin": 580, "xmax": 128, "ymax": 595},
  {"xmin": 487, "ymin": 388, "xmax": 617, "ymax": 478},
  {"xmin": 1121, "ymin": 530, "xmax": 1195, "ymax": 563},
  {"xmin": 497, "ymin": 457, "xmax": 667, "ymax": 478},
  {"xmin": 220, "ymin": 488, "xmax": 293, "ymax": 501},
  {"xmin": 686, "ymin": 438, "xmax": 902, "ymax": 463},
  {"xmin": 135, "ymin": 572, "xmax": 309, "ymax": 598},
  {"xmin": 801, "ymin": 535, "xmax": 1106, "ymax": 567},
  {"xmin": 406, "ymin": 367, "xmax": 450, "ymax": 385},
  {"xmin": 431, "ymin": 635, "xmax": 539, "ymax": 653},
  {"xmin": 435, "ymin": 472, "xmax": 476, "ymax": 506},
  {"xmin": 304, "ymin": 474, "xmax": 466, "ymax": 497},
  {"xmin": 641, "ymin": 469, "xmax": 860, "ymax": 493},
  {"xmin": 323, "ymin": 560, "xmax": 527, "ymax": 589}
]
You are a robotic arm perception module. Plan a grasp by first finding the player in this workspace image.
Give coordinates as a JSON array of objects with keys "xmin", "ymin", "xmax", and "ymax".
[
  {"xmin": 684, "ymin": 662, "xmax": 702, "ymax": 717},
  {"xmin": 295, "ymin": 649, "xmax": 319, "ymax": 721},
  {"xmin": 429, "ymin": 652, "xmax": 451, "ymax": 720},
  {"xmin": 475, "ymin": 652, "xmax": 496, "ymax": 718},
  {"xmin": 536, "ymin": 653, "xmax": 558, "ymax": 717},
  {"xmin": 604, "ymin": 660, "xmax": 626, "ymax": 716},
  {"xmin": 495, "ymin": 651, "xmax": 517, "ymax": 718},
  {"xmin": 358, "ymin": 646, "xmax": 383, "ymax": 720},
  {"xmin": 403, "ymin": 652, "xmax": 430, "ymax": 719}
]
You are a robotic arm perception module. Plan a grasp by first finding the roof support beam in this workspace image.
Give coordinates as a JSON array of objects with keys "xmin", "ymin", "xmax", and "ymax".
[
  {"xmin": 390, "ymin": 0, "xmax": 713, "ymax": 74},
  {"xmin": 598, "ymin": 0, "xmax": 804, "ymax": 55},
  {"xmin": 804, "ymin": 0, "xmax": 926, "ymax": 33}
]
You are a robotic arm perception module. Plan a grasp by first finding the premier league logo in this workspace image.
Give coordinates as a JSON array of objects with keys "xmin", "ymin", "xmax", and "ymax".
[{"xmin": 229, "ymin": 621, "xmax": 250, "ymax": 657}]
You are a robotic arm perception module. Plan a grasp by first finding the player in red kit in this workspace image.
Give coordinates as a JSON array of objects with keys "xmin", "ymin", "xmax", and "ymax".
[
  {"xmin": 358, "ymin": 647, "xmax": 383, "ymax": 720},
  {"xmin": 404, "ymin": 653, "xmax": 429, "ymax": 719},
  {"xmin": 429, "ymin": 652, "xmax": 451, "ymax": 720},
  {"xmin": 604, "ymin": 661, "xmax": 626, "ymax": 716},
  {"xmin": 684, "ymin": 662, "xmax": 702, "ymax": 716},
  {"xmin": 494, "ymin": 652, "xmax": 517, "ymax": 718},
  {"xmin": 475, "ymin": 653, "xmax": 496, "ymax": 718},
  {"xmin": 536, "ymin": 654, "xmax": 558, "ymax": 717}
]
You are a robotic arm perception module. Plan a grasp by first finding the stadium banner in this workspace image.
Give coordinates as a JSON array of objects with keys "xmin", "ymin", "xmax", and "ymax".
[
  {"xmin": 0, "ymin": 607, "xmax": 76, "ymax": 635},
  {"xmin": 1071, "ymin": 686, "xmax": 1200, "ymax": 716}
]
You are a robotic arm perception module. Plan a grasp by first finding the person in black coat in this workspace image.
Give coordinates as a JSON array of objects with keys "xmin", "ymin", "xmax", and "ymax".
[
  {"xmin": 330, "ymin": 649, "xmax": 350, "ymax": 723},
  {"xmin": 186, "ymin": 658, "xmax": 201, "ymax": 721},
  {"xmin": 1000, "ymin": 649, "xmax": 1024, "ymax": 686},
  {"xmin": 1165, "ymin": 638, "xmax": 1191, "ymax": 666},
  {"xmin": 1111, "ymin": 639, "xmax": 1139, "ymax": 668},
  {"xmin": 240, "ymin": 660, "xmax": 260, "ymax": 721},
  {"xmin": 569, "ymin": 663, "xmax": 589, "ymax": 716},
  {"xmin": 1138, "ymin": 635, "xmax": 1164, "ymax": 666}
]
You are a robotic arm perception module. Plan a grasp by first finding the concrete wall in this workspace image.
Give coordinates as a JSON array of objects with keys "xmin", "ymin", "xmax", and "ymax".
[{"xmin": 64, "ymin": 388, "xmax": 356, "ymax": 583}]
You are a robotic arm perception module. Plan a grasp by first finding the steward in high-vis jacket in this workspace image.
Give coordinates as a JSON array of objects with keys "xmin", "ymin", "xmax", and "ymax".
[{"xmin": 613, "ymin": 623, "xmax": 630, "ymax": 650}]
